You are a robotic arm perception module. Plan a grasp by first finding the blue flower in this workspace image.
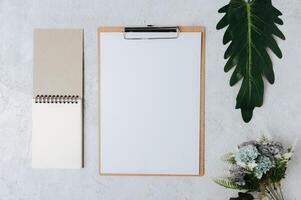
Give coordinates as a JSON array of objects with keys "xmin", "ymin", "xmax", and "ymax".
[
  {"xmin": 235, "ymin": 145, "xmax": 259, "ymax": 166},
  {"xmin": 254, "ymin": 156, "xmax": 275, "ymax": 179}
]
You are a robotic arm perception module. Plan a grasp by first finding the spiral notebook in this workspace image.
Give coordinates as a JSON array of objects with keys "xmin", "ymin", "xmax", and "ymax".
[{"xmin": 32, "ymin": 29, "xmax": 83, "ymax": 169}]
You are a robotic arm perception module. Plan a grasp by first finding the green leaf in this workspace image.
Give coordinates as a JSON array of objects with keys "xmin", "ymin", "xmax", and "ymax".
[
  {"xmin": 218, "ymin": 4, "xmax": 229, "ymax": 13},
  {"xmin": 217, "ymin": 14, "xmax": 229, "ymax": 30},
  {"xmin": 224, "ymin": 55, "xmax": 238, "ymax": 72},
  {"xmin": 221, "ymin": 152, "xmax": 236, "ymax": 165},
  {"xmin": 270, "ymin": 158, "xmax": 288, "ymax": 182},
  {"xmin": 214, "ymin": 177, "xmax": 242, "ymax": 190},
  {"xmin": 217, "ymin": 0, "xmax": 285, "ymax": 122},
  {"xmin": 266, "ymin": 37, "xmax": 283, "ymax": 58},
  {"xmin": 223, "ymin": 27, "xmax": 233, "ymax": 44}
]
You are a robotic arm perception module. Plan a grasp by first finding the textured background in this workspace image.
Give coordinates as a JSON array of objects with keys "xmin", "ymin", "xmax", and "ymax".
[{"xmin": 0, "ymin": 0, "xmax": 300, "ymax": 199}]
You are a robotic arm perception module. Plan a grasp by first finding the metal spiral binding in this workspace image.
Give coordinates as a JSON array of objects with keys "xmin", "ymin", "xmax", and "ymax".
[{"xmin": 34, "ymin": 95, "xmax": 80, "ymax": 104}]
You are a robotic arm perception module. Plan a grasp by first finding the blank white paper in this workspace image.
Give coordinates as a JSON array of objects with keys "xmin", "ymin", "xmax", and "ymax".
[
  {"xmin": 99, "ymin": 32, "xmax": 202, "ymax": 175},
  {"xmin": 32, "ymin": 100, "xmax": 82, "ymax": 169}
]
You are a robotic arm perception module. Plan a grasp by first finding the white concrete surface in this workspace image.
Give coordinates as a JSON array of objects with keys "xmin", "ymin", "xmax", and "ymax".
[{"xmin": 0, "ymin": 0, "xmax": 300, "ymax": 199}]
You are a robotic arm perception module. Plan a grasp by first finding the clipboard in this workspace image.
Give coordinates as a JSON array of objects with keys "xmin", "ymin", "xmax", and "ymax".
[{"xmin": 97, "ymin": 26, "xmax": 205, "ymax": 176}]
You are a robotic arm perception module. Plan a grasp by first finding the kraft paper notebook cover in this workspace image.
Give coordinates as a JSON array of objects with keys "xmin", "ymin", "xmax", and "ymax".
[
  {"xmin": 32, "ymin": 29, "xmax": 83, "ymax": 169},
  {"xmin": 97, "ymin": 26, "xmax": 205, "ymax": 176}
]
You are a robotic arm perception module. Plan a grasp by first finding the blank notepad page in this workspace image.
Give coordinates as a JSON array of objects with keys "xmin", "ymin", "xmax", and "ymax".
[{"xmin": 32, "ymin": 100, "xmax": 82, "ymax": 169}]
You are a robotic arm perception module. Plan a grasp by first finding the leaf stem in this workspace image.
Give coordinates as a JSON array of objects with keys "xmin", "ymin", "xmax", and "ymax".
[{"xmin": 246, "ymin": 2, "xmax": 252, "ymax": 100}]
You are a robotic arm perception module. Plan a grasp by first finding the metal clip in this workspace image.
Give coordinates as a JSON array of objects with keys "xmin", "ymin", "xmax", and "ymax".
[{"xmin": 123, "ymin": 25, "xmax": 180, "ymax": 40}]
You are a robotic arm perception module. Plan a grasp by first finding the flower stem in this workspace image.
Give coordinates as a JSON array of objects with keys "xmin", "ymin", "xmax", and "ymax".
[
  {"xmin": 265, "ymin": 188, "xmax": 277, "ymax": 200},
  {"xmin": 265, "ymin": 190, "xmax": 277, "ymax": 200},
  {"xmin": 264, "ymin": 183, "xmax": 285, "ymax": 200},
  {"xmin": 278, "ymin": 182, "xmax": 285, "ymax": 200},
  {"xmin": 271, "ymin": 184, "xmax": 281, "ymax": 200}
]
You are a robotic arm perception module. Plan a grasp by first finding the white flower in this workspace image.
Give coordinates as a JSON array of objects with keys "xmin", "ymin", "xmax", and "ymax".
[
  {"xmin": 236, "ymin": 161, "xmax": 247, "ymax": 168},
  {"xmin": 256, "ymin": 131, "xmax": 272, "ymax": 144},
  {"xmin": 283, "ymin": 152, "xmax": 293, "ymax": 160},
  {"xmin": 275, "ymin": 154, "xmax": 282, "ymax": 159},
  {"xmin": 246, "ymin": 161, "xmax": 258, "ymax": 171},
  {"xmin": 236, "ymin": 160, "xmax": 257, "ymax": 171}
]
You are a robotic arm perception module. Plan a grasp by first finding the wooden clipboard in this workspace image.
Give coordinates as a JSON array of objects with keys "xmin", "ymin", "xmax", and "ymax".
[{"xmin": 97, "ymin": 26, "xmax": 205, "ymax": 176}]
